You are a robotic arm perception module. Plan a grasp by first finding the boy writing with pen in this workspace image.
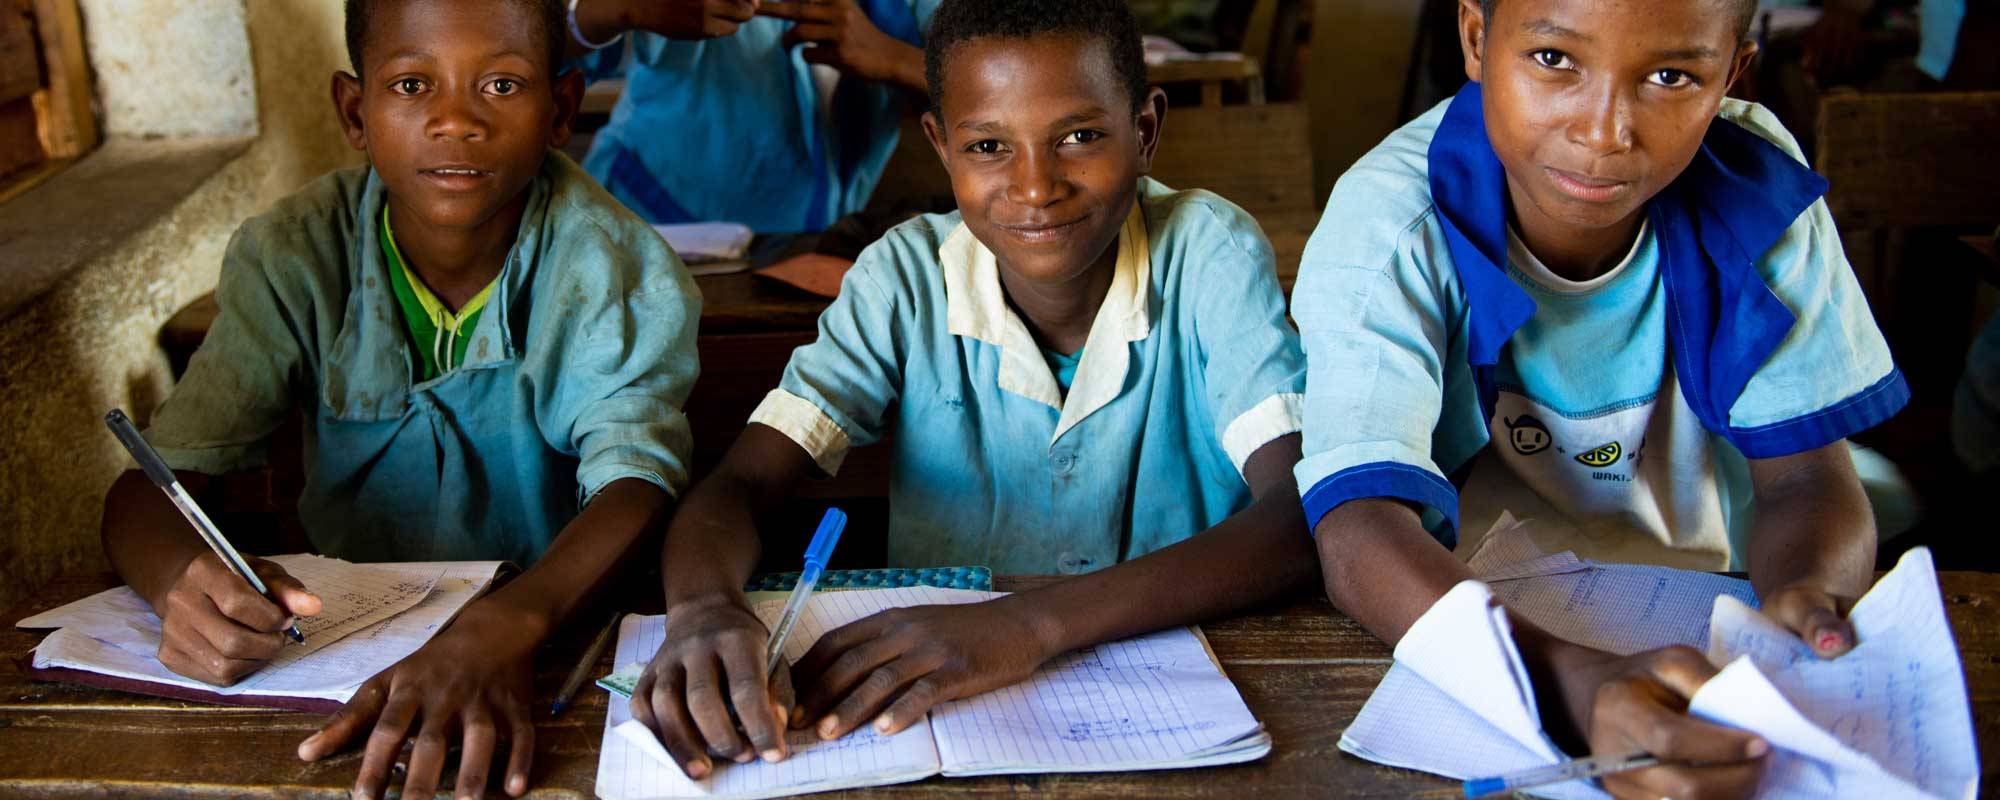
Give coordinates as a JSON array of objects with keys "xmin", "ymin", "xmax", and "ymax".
[
  {"xmin": 97, "ymin": 1, "xmax": 698, "ymax": 798},
  {"xmin": 626, "ymin": 0, "xmax": 1317, "ymax": 778},
  {"xmin": 1292, "ymin": 0, "xmax": 1905, "ymax": 797}
]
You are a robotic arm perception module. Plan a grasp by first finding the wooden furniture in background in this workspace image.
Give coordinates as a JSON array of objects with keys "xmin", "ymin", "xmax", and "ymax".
[
  {"xmin": 1149, "ymin": 56, "xmax": 1265, "ymax": 106},
  {"xmin": 0, "ymin": 0, "xmax": 97, "ymax": 205},
  {"xmin": 3, "ymin": 569, "xmax": 1996, "ymax": 796}
]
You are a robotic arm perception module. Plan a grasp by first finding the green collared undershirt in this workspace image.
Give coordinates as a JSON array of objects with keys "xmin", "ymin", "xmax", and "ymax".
[{"xmin": 380, "ymin": 205, "xmax": 498, "ymax": 382}]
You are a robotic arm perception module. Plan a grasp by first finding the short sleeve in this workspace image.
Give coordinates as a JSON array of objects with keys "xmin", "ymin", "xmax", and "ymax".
[
  {"xmin": 145, "ymin": 224, "xmax": 308, "ymax": 475},
  {"xmin": 1724, "ymin": 198, "xmax": 1907, "ymax": 456},
  {"xmin": 1291, "ymin": 212, "xmax": 1464, "ymax": 541},
  {"xmin": 748, "ymin": 246, "xmax": 906, "ymax": 476},
  {"xmin": 533, "ymin": 215, "xmax": 701, "ymax": 503},
  {"xmin": 1181, "ymin": 198, "xmax": 1307, "ymax": 475}
]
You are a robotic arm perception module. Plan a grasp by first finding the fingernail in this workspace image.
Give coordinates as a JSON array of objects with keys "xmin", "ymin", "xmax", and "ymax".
[
  {"xmin": 761, "ymin": 748, "xmax": 783, "ymax": 762},
  {"xmin": 1746, "ymin": 738, "xmax": 1770, "ymax": 758},
  {"xmin": 1816, "ymin": 631, "xmax": 1844, "ymax": 652},
  {"xmin": 818, "ymin": 716, "xmax": 839, "ymax": 739},
  {"xmin": 509, "ymin": 774, "xmax": 527, "ymax": 795},
  {"xmin": 686, "ymin": 759, "xmax": 709, "ymax": 778},
  {"xmin": 874, "ymin": 715, "xmax": 891, "ymax": 733},
  {"xmin": 733, "ymin": 750, "xmax": 754, "ymax": 763}
]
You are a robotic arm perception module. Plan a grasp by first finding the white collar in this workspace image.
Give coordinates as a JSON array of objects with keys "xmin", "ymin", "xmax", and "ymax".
[{"xmin": 939, "ymin": 199, "xmax": 1153, "ymax": 444}]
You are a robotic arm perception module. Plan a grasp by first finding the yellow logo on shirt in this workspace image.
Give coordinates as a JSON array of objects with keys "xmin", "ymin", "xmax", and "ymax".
[{"xmin": 1574, "ymin": 442, "xmax": 1623, "ymax": 467}]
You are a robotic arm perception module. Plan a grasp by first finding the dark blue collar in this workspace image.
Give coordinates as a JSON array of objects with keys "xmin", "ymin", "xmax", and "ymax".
[{"xmin": 1426, "ymin": 81, "xmax": 1828, "ymax": 436}]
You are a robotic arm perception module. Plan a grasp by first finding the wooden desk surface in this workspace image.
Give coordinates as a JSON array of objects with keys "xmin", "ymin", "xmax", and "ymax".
[{"xmin": 3, "ymin": 572, "xmax": 1998, "ymax": 798}]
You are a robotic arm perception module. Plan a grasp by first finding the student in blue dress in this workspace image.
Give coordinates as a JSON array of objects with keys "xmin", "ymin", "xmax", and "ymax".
[
  {"xmin": 623, "ymin": 0, "xmax": 1315, "ymax": 777},
  {"xmin": 564, "ymin": 0, "xmax": 945, "ymax": 232},
  {"xmin": 99, "ymin": 1, "xmax": 698, "ymax": 797},
  {"xmin": 1292, "ymin": 0, "xmax": 1907, "ymax": 797}
]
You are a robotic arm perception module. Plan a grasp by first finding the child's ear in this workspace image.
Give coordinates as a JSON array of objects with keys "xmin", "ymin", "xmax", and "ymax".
[
  {"xmin": 1457, "ymin": 0, "xmax": 1487, "ymax": 84},
  {"xmin": 1133, "ymin": 86, "xmax": 1167, "ymax": 174},
  {"xmin": 1723, "ymin": 40, "xmax": 1760, "ymax": 97},
  {"xmin": 549, "ymin": 68, "xmax": 587, "ymax": 148},
  {"xmin": 331, "ymin": 71, "xmax": 369, "ymax": 151},
  {"xmin": 921, "ymin": 109, "xmax": 951, "ymax": 172}
]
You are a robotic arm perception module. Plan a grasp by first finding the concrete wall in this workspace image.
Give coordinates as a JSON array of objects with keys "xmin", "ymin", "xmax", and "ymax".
[{"xmin": 0, "ymin": 0, "xmax": 361, "ymax": 609}]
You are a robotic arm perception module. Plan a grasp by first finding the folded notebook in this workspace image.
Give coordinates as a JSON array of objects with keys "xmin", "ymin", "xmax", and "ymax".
[
  {"xmin": 17, "ymin": 554, "xmax": 505, "ymax": 713},
  {"xmin": 1340, "ymin": 517, "xmax": 1978, "ymax": 800},
  {"xmin": 595, "ymin": 586, "xmax": 1270, "ymax": 800}
]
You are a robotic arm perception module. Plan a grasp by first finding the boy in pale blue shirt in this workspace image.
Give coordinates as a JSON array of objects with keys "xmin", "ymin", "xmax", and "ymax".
[
  {"xmin": 1295, "ymin": 1, "xmax": 1905, "ymax": 797},
  {"xmin": 624, "ymin": 0, "xmax": 1314, "ymax": 777},
  {"xmin": 566, "ymin": 0, "xmax": 942, "ymax": 231}
]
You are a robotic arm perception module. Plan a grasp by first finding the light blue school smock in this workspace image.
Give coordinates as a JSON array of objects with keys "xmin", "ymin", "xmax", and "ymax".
[{"xmin": 145, "ymin": 152, "xmax": 701, "ymax": 566}]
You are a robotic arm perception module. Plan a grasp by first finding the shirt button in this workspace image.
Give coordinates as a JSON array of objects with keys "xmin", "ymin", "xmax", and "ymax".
[
  {"xmin": 1052, "ymin": 453, "xmax": 1076, "ymax": 474},
  {"xmin": 1057, "ymin": 552, "xmax": 1093, "ymax": 575}
]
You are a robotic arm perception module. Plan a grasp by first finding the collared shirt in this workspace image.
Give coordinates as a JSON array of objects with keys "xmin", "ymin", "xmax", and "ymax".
[
  {"xmin": 749, "ymin": 177, "xmax": 1307, "ymax": 574},
  {"xmin": 573, "ymin": 0, "xmax": 941, "ymax": 232},
  {"xmin": 145, "ymin": 152, "xmax": 701, "ymax": 566},
  {"xmin": 1291, "ymin": 87, "xmax": 1905, "ymax": 569},
  {"xmin": 380, "ymin": 205, "xmax": 498, "ymax": 380}
]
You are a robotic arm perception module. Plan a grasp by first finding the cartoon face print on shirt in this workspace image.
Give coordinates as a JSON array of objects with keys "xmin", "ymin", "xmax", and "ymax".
[{"xmin": 1506, "ymin": 414, "xmax": 1553, "ymax": 455}]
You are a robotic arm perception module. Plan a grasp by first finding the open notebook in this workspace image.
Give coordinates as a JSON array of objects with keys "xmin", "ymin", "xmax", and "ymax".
[
  {"xmin": 595, "ymin": 586, "xmax": 1271, "ymax": 800},
  {"xmin": 17, "ymin": 554, "xmax": 504, "ymax": 712},
  {"xmin": 1340, "ymin": 517, "xmax": 1978, "ymax": 800}
]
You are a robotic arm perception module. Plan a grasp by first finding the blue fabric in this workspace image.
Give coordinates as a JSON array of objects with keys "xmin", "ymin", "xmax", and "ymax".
[
  {"xmin": 145, "ymin": 153, "xmax": 700, "ymax": 566},
  {"xmin": 1291, "ymin": 88, "xmax": 1905, "ymax": 561},
  {"xmin": 764, "ymin": 179, "xmax": 1306, "ymax": 574},
  {"xmin": 1043, "ymin": 347, "xmax": 1083, "ymax": 392},
  {"xmin": 576, "ymin": 0, "xmax": 942, "ymax": 232}
]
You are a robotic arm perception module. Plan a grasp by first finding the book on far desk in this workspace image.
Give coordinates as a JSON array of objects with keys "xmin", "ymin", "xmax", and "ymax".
[
  {"xmin": 595, "ymin": 586, "xmax": 1272, "ymax": 800},
  {"xmin": 16, "ymin": 554, "xmax": 506, "ymax": 713}
]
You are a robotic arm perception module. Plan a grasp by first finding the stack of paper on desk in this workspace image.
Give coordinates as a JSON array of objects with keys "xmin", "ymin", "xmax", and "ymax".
[
  {"xmin": 18, "ymin": 554, "xmax": 503, "ymax": 711},
  {"xmin": 1340, "ymin": 523, "xmax": 1978, "ymax": 799},
  {"xmin": 595, "ymin": 586, "xmax": 1271, "ymax": 800}
]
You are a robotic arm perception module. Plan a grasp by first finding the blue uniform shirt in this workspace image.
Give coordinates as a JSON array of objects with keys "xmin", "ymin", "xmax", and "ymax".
[
  {"xmin": 575, "ymin": 0, "xmax": 941, "ymax": 232},
  {"xmin": 1291, "ymin": 85, "xmax": 1906, "ymax": 568},
  {"xmin": 750, "ymin": 178, "xmax": 1308, "ymax": 574},
  {"xmin": 146, "ymin": 152, "xmax": 701, "ymax": 566}
]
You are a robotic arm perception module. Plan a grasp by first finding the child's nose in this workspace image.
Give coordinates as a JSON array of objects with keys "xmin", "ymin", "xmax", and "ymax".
[
  {"xmin": 1005, "ymin": 148, "xmax": 1067, "ymax": 209},
  {"xmin": 427, "ymin": 92, "xmax": 487, "ymax": 141}
]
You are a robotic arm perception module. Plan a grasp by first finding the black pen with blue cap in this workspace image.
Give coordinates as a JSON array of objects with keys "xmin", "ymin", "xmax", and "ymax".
[{"xmin": 105, "ymin": 409, "xmax": 305, "ymax": 644}]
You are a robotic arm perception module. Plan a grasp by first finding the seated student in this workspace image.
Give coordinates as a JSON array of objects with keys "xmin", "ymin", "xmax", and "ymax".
[
  {"xmin": 625, "ymin": 0, "xmax": 1313, "ymax": 775},
  {"xmin": 98, "ymin": 0, "xmax": 697, "ymax": 797},
  {"xmin": 1292, "ymin": 0, "xmax": 1905, "ymax": 797},
  {"xmin": 564, "ymin": 0, "xmax": 943, "ymax": 231}
]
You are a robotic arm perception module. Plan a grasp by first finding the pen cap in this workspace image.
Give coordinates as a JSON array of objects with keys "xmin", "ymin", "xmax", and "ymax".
[
  {"xmin": 105, "ymin": 409, "xmax": 178, "ymax": 487},
  {"xmin": 804, "ymin": 507, "xmax": 847, "ymax": 570}
]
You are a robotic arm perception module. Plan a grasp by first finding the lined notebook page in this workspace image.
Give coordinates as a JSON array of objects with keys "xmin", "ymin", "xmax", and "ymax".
[{"xmin": 930, "ymin": 625, "xmax": 1264, "ymax": 775}]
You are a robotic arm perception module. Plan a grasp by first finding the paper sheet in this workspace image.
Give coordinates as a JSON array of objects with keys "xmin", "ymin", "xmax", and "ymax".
[
  {"xmin": 25, "ymin": 557, "xmax": 499, "ymax": 701},
  {"xmin": 597, "ymin": 586, "xmax": 1268, "ymax": 798},
  {"xmin": 1340, "ymin": 537, "xmax": 1977, "ymax": 800}
]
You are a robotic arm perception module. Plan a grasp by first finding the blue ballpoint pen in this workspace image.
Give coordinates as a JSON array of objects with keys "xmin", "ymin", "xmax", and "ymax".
[
  {"xmin": 764, "ymin": 508, "xmax": 848, "ymax": 675},
  {"xmin": 1462, "ymin": 751, "xmax": 1661, "ymax": 798},
  {"xmin": 105, "ymin": 409, "xmax": 305, "ymax": 644}
]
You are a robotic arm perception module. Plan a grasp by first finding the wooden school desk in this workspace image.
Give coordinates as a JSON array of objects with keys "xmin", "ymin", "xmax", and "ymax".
[{"xmin": 3, "ymin": 572, "xmax": 1998, "ymax": 798}]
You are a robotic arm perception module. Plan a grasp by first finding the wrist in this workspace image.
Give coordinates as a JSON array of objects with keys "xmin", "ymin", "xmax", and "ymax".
[{"xmin": 993, "ymin": 593, "xmax": 1069, "ymax": 662}]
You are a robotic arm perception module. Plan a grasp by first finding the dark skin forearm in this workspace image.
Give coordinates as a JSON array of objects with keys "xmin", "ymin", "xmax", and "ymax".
[
  {"xmin": 659, "ymin": 424, "xmax": 819, "ymax": 612},
  {"xmin": 484, "ymin": 476, "xmax": 674, "ymax": 640},
  {"xmin": 1005, "ymin": 435, "xmax": 1317, "ymax": 656},
  {"xmin": 103, "ymin": 469, "xmax": 220, "ymax": 611},
  {"xmin": 1314, "ymin": 497, "xmax": 1471, "ymax": 645},
  {"xmin": 1744, "ymin": 441, "xmax": 1875, "ymax": 601}
]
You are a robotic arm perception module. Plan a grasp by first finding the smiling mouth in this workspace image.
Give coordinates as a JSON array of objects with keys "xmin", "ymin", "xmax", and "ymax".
[
  {"xmin": 1544, "ymin": 167, "xmax": 1632, "ymax": 203},
  {"xmin": 998, "ymin": 217, "xmax": 1088, "ymax": 244}
]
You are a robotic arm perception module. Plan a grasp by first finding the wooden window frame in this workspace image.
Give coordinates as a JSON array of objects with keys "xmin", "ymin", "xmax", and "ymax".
[{"xmin": 0, "ymin": 0, "xmax": 97, "ymax": 206}]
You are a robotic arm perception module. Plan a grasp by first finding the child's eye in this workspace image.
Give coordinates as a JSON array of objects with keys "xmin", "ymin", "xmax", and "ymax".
[
  {"xmin": 391, "ymin": 78, "xmax": 426, "ymax": 95},
  {"xmin": 486, "ymin": 78, "xmax": 520, "ymax": 96},
  {"xmin": 966, "ymin": 139, "xmax": 1003, "ymax": 155},
  {"xmin": 1531, "ymin": 49, "xmax": 1574, "ymax": 70},
  {"xmin": 1059, "ymin": 130, "xmax": 1104, "ymax": 146},
  {"xmin": 1647, "ymin": 69, "xmax": 1695, "ymax": 88}
]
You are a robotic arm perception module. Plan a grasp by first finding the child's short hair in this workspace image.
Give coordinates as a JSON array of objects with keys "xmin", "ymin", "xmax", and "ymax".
[
  {"xmin": 923, "ymin": 0, "xmax": 1148, "ymax": 116},
  {"xmin": 1478, "ymin": 0, "xmax": 1758, "ymax": 41},
  {"xmin": 343, "ymin": 0, "xmax": 566, "ymax": 77}
]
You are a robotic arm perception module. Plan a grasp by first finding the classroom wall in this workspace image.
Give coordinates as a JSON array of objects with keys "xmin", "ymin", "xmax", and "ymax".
[{"xmin": 0, "ymin": 0, "xmax": 360, "ymax": 610}]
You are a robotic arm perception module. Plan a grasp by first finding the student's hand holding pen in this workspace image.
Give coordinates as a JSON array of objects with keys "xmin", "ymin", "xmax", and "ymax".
[
  {"xmin": 791, "ymin": 598, "xmax": 1052, "ymax": 740},
  {"xmin": 152, "ymin": 551, "xmax": 322, "ymax": 686},
  {"xmin": 629, "ymin": 596, "xmax": 796, "ymax": 777}
]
